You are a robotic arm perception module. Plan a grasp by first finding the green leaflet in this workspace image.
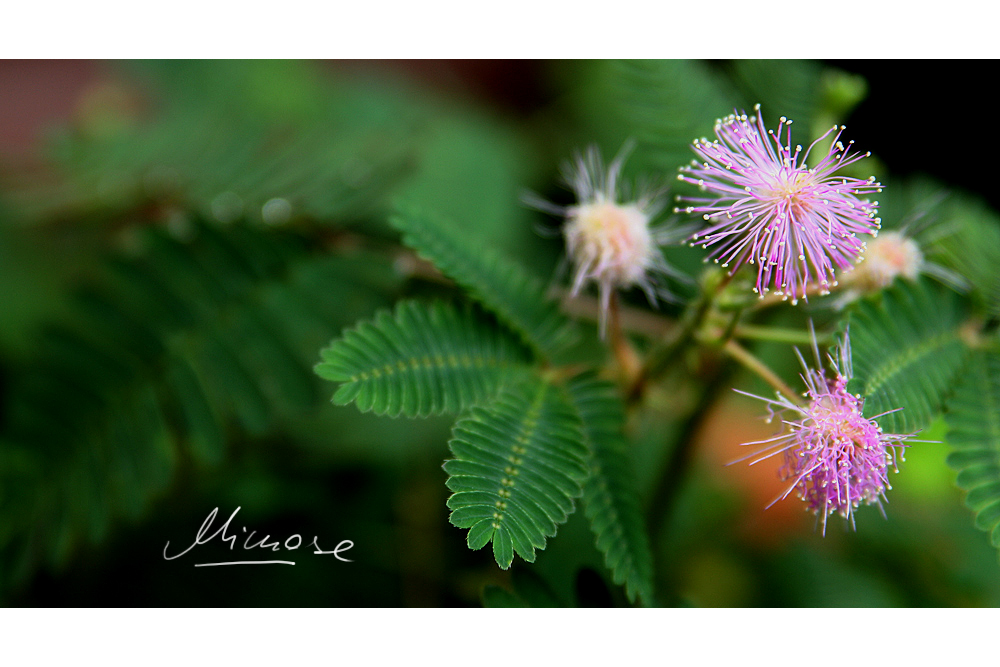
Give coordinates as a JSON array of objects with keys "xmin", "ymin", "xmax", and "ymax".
[
  {"xmin": 931, "ymin": 195, "xmax": 1000, "ymax": 318},
  {"xmin": 444, "ymin": 377, "xmax": 589, "ymax": 569},
  {"xmin": 567, "ymin": 373, "xmax": 655, "ymax": 606},
  {"xmin": 846, "ymin": 280, "xmax": 970, "ymax": 434},
  {"xmin": 947, "ymin": 350, "xmax": 1000, "ymax": 550},
  {"xmin": 390, "ymin": 206, "xmax": 576, "ymax": 361},
  {"xmin": 316, "ymin": 300, "xmax": 533, "ymax": 417}
]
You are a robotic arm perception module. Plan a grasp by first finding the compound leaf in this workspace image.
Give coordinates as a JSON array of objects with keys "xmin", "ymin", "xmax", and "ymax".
[
  {"xmin": 946, "ymin": 350, "xmax": 1000, "ymax": 550},
  {"xmin": 316, "ymin": 300, "xmax": 532, "ymax": 417},
  {"xmin": 444, "ymin": 376, "xmax": 589, "ymax": 569},
  {"xmin": 846, "ymin": 280, "xmax": 970, "ymax": 434},
  {"xmin": 567, "ymin": 372, "xmax": 655, "ymax": 605},
  {"xmin": 390, "ymin": 205, "xmax": 575, "ymax": 360}
]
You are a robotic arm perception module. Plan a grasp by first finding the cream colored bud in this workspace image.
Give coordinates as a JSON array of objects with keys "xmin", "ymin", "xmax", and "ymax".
[
  {"xmin": 848, "ymin": 231, "xmax": 923, "ymax": 292},
  {"xmin": 565, "ymin": 201, "xmax": 655, "ymax": 294}
]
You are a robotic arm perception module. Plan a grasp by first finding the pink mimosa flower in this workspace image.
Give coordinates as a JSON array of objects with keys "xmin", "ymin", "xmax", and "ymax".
[
  {"xmin": 678, "ymin": 105, "xmax": 883, "ymax": 303},
  {"xmin": 732, "ymin": 331, "xmax": 916, "ymax": 534}
]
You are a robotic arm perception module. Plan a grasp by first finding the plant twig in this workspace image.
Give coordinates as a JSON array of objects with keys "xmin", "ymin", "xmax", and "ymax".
[
  {"xmin": 734, "ymin": 324, "xmax": 834, "ymax": 346},
  {"xmin": 557, "ymin": 290, "xmax": 675, "ymax": 339},
  {"xmin": 628, "ymin": 271, "xmax": 731, "ymax": 403},
  {"xmin": 608, "ymin": 292, "xmax": 642, "ymax": 387},
  {"xmin": 722, "ymin": 339, "xmax": 802, "ymax": 405}
]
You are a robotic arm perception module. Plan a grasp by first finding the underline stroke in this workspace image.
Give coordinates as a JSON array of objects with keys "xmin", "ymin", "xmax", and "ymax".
[{"xmin": 194, "ymin": 560, "xmax": 296, "ymax": 567}]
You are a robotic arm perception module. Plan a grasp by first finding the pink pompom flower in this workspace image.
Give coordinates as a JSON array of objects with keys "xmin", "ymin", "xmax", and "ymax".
[
  {"xmin": 677, "ymin": 105, "xmax": 883, "ymax": 304},
  {"xmin": 732, "ymin": 330, "xmax": 917, "ymax": 534}
]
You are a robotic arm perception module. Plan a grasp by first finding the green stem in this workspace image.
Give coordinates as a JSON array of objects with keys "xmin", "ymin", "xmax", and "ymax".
[
  {"xmin": 646, "ymin": 360, "xmax": 732, "ymax": 547},
  {"xmin": 715, "ymin": 307, "xmax": 744, "ymax": 349},
  {"xmin": 628, "ymin": 271, "xmax": 729, "ymax": 403},
  {"xmin": 559, "ymin": 290, "xmax": 674, "ymax": 339},
  {"xmin": 735, "ymin": 324, "xmax": 833, "ymax": 346},
  {"xmin": 723, "ymin": 339, "xmax": 803, "ymax": 405}
]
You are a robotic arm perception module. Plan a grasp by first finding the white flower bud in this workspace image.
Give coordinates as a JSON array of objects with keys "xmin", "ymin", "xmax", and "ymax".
[
  {"xmin": 565, "ymin": 201, "xmax": 655, "ymax": 296},
  {"xmin": 526, "ymin": 144, "xmax": 690, "ymax": 337},
  {"xmin": 849, "ymin": 231, "xmax": 923, "ymax": 292}
]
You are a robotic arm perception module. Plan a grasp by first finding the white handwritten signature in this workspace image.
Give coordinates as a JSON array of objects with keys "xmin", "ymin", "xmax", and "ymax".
[{"xmin": 163, "ymin": 507, "xmax": 353, "ymax": 566}]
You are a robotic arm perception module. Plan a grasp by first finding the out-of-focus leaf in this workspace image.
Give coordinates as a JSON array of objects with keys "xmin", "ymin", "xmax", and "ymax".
[
  {"xmin": 846, "ymin": 280, "xmax": 969, "ymax": 434},
  {"xmin": 946, "ymin": 350, "xmax": 1000, "ymax": 550},
  {"xmin": 565, "ymin": 60, "xmax": 741, "ymax": 177},
  {"xmin": 726, "ymin": 60, "xmax": 823, "ymax": 133},
  {"xmin": 0, "ymin": 219, "xmax": 398, "ymax": 591},
  {"xmin": 931, "ymin": 194, "xmax": 1000, "ymax": 318}
]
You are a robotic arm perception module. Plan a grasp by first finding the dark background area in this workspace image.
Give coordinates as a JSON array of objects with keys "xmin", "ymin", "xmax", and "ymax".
[{"xmin": 829, "ymin": 61, "xmax": 998, "ymax": 210}]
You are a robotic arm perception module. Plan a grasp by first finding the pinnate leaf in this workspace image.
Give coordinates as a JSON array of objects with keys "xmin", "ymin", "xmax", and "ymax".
[
  {"xmin": 846, "ymin": 280, "xmax": 970, "ymax": 434},
  {"xmin": 567, "ymin": 372, "xmax": 655, "ymax": 605},
  {"xmin": 444, "ymin": 377, "xmax": 589, "ymax": 569},
  {"xmin": 946, "ymin": 350, "xmax": 1000, "ymax": 550},
  {"xmin": 928, "ymin": 192, "xmax": 1000, "ymax": 318},
  {"xmin": 390, "ymin": 205, "xmax": 575, "ymax": 360},
  {"xmin": 316, "ymin": 300, "xmax": 532, "ymax": 417}
]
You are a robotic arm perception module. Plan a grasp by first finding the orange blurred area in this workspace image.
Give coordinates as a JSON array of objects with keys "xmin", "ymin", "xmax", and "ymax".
[{"xmin": 695, "ymin": 392, "xmax": 812, "ymax": 544}]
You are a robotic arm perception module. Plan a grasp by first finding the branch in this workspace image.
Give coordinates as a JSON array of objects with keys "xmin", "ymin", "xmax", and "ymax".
[
  {"xmin": 557, "ymin": 290, "xmax": 675, "ymax": 339},
  {"xmin": 722, "ymin": 339, "xmax": 803, "ymax": 406}
]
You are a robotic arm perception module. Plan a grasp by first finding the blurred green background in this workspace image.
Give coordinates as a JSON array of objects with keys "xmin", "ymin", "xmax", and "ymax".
[{"xmin": 0, "ymin": 60, "xmax": 997, "ymax": 607}]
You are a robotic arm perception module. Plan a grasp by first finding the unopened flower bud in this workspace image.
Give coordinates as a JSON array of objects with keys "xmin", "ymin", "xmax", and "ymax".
[{"xmin": 526, "ymin": 144, "xmax": 689, "ymax": 336}]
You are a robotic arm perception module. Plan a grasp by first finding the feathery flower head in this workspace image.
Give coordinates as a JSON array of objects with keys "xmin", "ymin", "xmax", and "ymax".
[
  {"xmin": 677, "ymin": 105, "xmax": 883, "ymax": 304},
  {"xmin": 733, "ymin": 331, "xmax": 913, "ymax": 534},
  {"xmin": 834, "ymin": 206, "xmax": 969, "ymax": 306},
  {"xmin": 834, "ymin": 230, "xmax": 926, "ymax": 305},
  {"xmin": 850, "ymin": 230, "xmax": 923, "ymax": 289},
  {"xmin": 526, "ymin": 144, "xmax": 688, "ymax": 335}
]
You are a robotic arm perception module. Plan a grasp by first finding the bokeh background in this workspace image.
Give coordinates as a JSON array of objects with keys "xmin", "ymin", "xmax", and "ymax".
[{"xmin": 1, "ymin": 60, "xmax": 997, "ymax": 607}]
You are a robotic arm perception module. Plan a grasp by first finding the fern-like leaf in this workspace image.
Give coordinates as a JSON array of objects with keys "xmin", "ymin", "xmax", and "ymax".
[
  {"xmin": 946, "ymin": 350, "xmax": 1000, "ymax": 550},
  {"xmin": 0, "ymin": 219, "xmax": 402, "ymax": 592},
  {"xmin": 444, "ymin": 377, "xmax": 589, "ymax": 569},
  {"xmin": 315, "ymin": 300, "xmax": 532, "ymax": 417},
  {"xmin": 390, "ymin": 205, "xmax": 575, "ymax": 360},
  {"xmin": 930, "ymin": 194, "xmax": 1000, "ymax": 318},
  {"xmin": 846, "ymin": 280, "xmax": 970, "ymax": 434},
  {"xmin": 567, "ymin": 60, "xmax": 739, "ymax": 176},
  {"xmin": 566, "ymin": 372, "xmax": 655, "ymax": 605}
]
